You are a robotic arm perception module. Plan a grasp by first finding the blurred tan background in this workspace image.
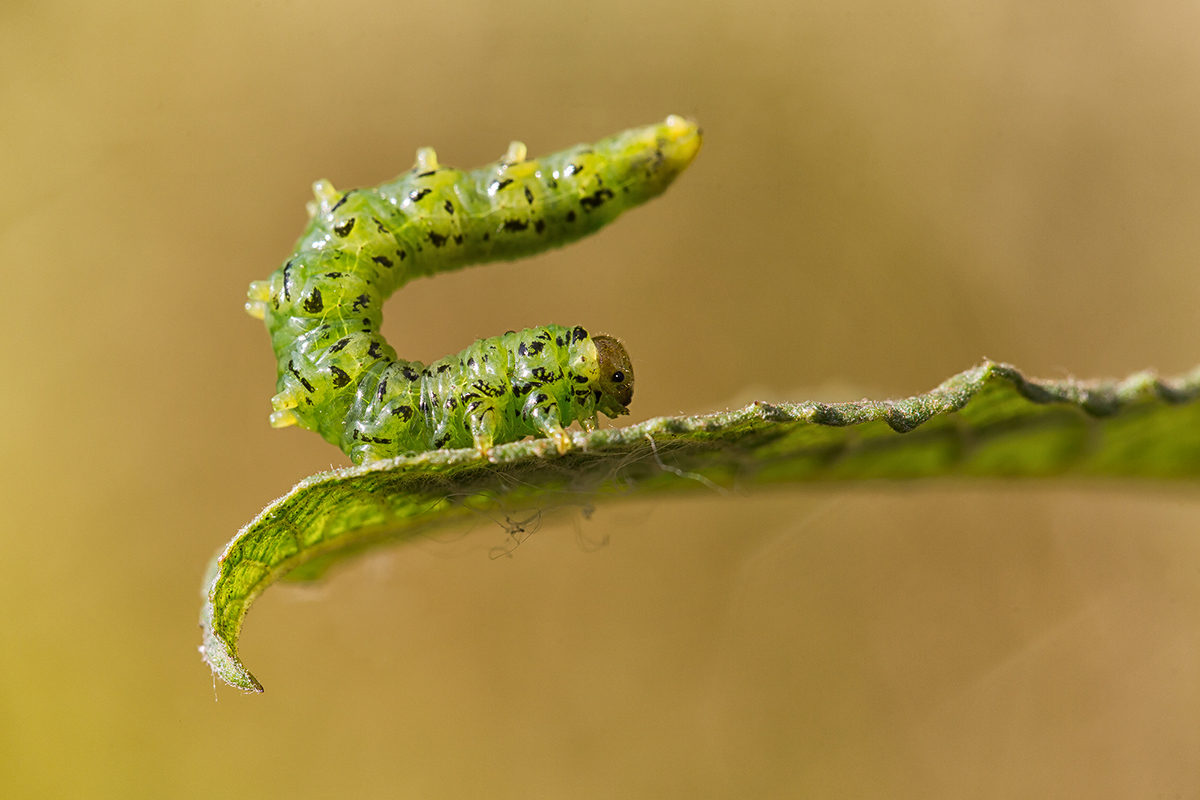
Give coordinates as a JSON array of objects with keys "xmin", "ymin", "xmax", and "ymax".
[{"xmin": 3, "ymin": 0, "xmax": 1200, "ymax": 797}]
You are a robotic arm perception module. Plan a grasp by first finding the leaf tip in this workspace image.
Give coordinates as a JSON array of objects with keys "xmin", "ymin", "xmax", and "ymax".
[{"xmin": 198, "ymin": 633, "xmax": 265, "ymax": 693}]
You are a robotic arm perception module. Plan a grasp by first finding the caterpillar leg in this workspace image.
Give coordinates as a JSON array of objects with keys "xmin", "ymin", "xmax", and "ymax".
[
  {"xmin": 526, "ymin": 402, "xmax": 572, "ymax": 455},
  {"xmin": 472, "ymin": 434, "xmax": 494, "ymax": 461},
  {"xmin": 467, "ymin": 406, "xmax": 499, "ymax": 461},
  {"xmin": 548, "ymin": 427, "xmax": 572, "ymax": 455}
]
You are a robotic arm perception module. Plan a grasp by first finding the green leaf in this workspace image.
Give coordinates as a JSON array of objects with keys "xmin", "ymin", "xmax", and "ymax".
[{"xmin": 200, "ymin": 361, "xmax": 1200, "ymax": 691}]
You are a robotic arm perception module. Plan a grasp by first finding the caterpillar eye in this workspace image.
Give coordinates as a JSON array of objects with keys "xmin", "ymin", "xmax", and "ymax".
[{"xmin": 612, "ymin": 371, "xmax": 625, "ymax": 383}]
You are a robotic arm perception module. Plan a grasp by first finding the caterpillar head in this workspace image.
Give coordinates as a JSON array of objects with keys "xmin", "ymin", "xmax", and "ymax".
[{"xmin": 592, "ymin": 334, "xmax": 634, "ymax": 417}]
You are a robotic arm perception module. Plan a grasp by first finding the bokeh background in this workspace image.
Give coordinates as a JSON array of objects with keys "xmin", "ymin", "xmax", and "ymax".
[{"xmin": 3, "ymin": 0, "xmax": 1200, "ymax": 796}]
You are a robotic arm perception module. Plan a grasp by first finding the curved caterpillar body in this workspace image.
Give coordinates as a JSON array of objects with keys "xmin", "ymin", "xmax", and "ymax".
[{"xmin": 246, "ymin": 116, "xmax": 701, "ymax": 464}]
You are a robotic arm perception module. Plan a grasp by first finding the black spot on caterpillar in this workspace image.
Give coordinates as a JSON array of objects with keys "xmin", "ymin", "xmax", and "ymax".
[{"xmin": 246, "ymin": 116, "xmax": 702, "ymax": 464}]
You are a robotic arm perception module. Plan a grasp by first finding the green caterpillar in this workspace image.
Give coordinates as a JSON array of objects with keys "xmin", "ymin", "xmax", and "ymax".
[{"xmin": 246, "ymin": 116, "xmax": 702, "ymax": 464}]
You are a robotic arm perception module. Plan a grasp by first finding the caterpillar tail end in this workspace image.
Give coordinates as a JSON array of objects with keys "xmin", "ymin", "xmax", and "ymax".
[
  {"xmin": 608, "ymin": 115, "xmax": 703, "ymax": 204},
  {"xmin": 657, "ymin": 114, "xmax": 703, "ymax": 181}
]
